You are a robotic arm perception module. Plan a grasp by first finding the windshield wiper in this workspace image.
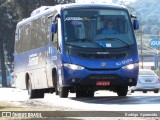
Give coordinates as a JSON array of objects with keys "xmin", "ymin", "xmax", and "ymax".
[
  {"xmin": 66, "ymin": 38, "xmax": 105, "ymax": 49},
  {"xmin": 99, "ymin": 38, "xmax": 130, "ymax": 48}
]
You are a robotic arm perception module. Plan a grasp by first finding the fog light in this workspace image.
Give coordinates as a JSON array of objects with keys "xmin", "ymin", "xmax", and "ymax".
[
  {"xmin": 72, "ymin": 79, "xmax": 76, "ymax": 82},
  {"xmin": 129, "ymin": 78, "xmax": 133, "ymax": 82},
  {"xmin": 70, "ymin": 78, "xmax": 80, "ymax": 83}
]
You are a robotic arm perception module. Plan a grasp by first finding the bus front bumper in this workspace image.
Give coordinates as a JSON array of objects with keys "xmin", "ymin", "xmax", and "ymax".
[{"xmin": 62, "ymin": 66, "xmax": 138, "ymax": 87}]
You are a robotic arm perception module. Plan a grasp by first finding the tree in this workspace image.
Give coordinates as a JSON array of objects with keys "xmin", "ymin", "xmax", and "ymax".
[
  {"xmin": 0, "ymin": 0, "xmax": 18, "ymax": 86},
  {"xmin": 0, "ymin": 0, "xmax": 75, "ymax": 87}
]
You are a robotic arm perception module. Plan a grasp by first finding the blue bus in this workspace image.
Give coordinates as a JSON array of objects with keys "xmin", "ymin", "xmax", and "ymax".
[{"xmin": 14, "ymin": 3, "xmax": 139, "ymax": 98}]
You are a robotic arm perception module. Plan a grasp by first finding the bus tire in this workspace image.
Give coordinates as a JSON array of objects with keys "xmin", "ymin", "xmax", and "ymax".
[
  {"xmin": 36, "ymin": 90, "xmax": 44, "ymax": 98},
  {"xmin": 143, "ymin": 90, "xmax": 147, "ymax": 93},
  {"xmin": 59, "ymin": 87, "xmax": 69, "ymax": 98},
  {"xmin": 154, "ymin": 90, "xmax": 159, "ymax": 93},
  {"xmin": 27, "ymin": 79, "xmax": 44, "ymax": 99},
  {"xmin": 54, "ymin": 72, "xmax": 59, "ymax": 95},
  {"xmin": 87, "ymin": 90, "xmax": 94, "ymax": 97},
  {"xmin": 27, "ymin": 79, "xmax": 37, "ymax": 99},
  {"xmin": 116, "ymin": 86, "xmax": 128, "ymax": 96}
]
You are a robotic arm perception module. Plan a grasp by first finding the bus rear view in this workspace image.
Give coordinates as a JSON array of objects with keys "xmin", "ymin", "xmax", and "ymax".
[{"xmin": 55, "ymin": 4, "xmax": 139, "ymax": 97}]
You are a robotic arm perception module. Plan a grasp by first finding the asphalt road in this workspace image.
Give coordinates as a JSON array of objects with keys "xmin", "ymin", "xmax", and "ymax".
[
  {"xmin": 43, "ymin": 90, "xmax": 160, "ymax": 111},
  {"xmin": 0, "ymin": 88, "xmax": 160, "ymax": 119}
]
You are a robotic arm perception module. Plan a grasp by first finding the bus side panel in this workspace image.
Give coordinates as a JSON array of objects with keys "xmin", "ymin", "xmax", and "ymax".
[
  {"xmin": 14, "ymin": 13, "xmax": 53, "ymax": 90},
  {"xmin": 15, "ymin": 72, "xmax": 26, "ymax": 89},
  {"xmin": 26, "ymin": 47, "xmax": 49, "ymax": 89},
  {"xmin": 31, "ymin": 67, "xmax": 48, "ymax": 89},
  {"xmin": 14, "ymin": 46, "xmax": 49, "ymax": 90},
  {"xmin": 45, "ymin": 56, "xmax": 55, "ymax": 88},
  {"xmin": 45, "ymin": 17, "xmax": 55, "ymax": 88},
  {"xmin": 14, "ymin": 52, "xmax": 28, "ymax": 89}
]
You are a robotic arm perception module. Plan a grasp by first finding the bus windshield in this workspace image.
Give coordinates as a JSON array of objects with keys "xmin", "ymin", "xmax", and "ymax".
[{"xmin": 63, "ymin": 9, "xmax": 135, "ymax": 48}]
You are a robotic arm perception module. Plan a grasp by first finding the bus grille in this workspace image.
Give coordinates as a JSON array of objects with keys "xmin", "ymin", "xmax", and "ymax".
[{"xmin": 78, "ymin": 53, "xmax": 126, "ymax": 59}]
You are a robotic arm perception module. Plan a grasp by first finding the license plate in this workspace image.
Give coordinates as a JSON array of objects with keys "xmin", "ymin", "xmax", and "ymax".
[
  {"xmin": 145, "ymin": 80, "xmax": 152, "ymax": 82},
  {"xmin": 96, "ymin": 81, "xmax": 110, "ymax": 86}
]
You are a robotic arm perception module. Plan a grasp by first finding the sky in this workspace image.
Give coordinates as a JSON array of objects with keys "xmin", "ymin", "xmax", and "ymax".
[
  {"xmin": 120, "ymin": 0, "xmax": 136, "ymax": 4},
  {"xmin": 75, "ymin": 0, "xmax": 136, "ymax": 4}
]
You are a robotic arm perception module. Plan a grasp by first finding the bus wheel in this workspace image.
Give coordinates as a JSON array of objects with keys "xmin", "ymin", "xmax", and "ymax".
[
  {"xmin": 116, "ymin": 86, "xmax": 128, "ymax": 96},
  {"xmin": 143, "ymin": 90, "xmax": 147, "ymax": 93},
  {"xmin": 27, "ymin": 79, "xmax": 36, "ymax": 99},
  {"xmin": 36, "ymin": 90, "xmax": 44, "ymax": 98},
  {"xmin": 154, "ymin": 90, "xmax": 159, "ymax": 93},
  {"xmin": 27, "ymin": 80, "xmax": 44, "ymax": 99},
  {"xmin": 54, "ymin": 72, "xmax": 59, "ymax": 95},
  {"xmin": 85, "ymin": 90, "xmax": 94, "ymax": 98},
  {"xmin": 87, "ymin": 90, "xmax": 94, "ymax": 97},
  {"xmin": 55, "ymin": 72, "xmax": 69, "ymax": 98},
  {"xmin": 59, "ymin": 87, "xmax": 69, "ymax": 98}
]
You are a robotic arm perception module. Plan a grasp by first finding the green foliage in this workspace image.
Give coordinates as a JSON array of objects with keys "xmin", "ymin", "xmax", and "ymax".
[
  {"xmin": 130, "ymin": 0, "xmax": 160, "ymax": 34},
  {"xmin": 0, "ymin": 0, "xmax": 75, "ymax": 86}
]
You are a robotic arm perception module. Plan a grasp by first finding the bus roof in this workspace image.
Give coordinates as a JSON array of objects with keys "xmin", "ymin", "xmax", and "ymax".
[
  {"xmin": 60, "ymin": 3, "xmax": 125, "ymax": 9},
  {"xmin": 17, "ymin": 3, "xmax": 126, "ymax": 27}
]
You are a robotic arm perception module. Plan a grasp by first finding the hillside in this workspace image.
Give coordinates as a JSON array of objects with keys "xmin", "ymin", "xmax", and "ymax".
[
  {"xmin": 131, "ymin": 0, "xmax": 160, "ymax": 35},
  {"xmin": 121, "ymin": 0, "xmax": 159, "ymax": 56}
]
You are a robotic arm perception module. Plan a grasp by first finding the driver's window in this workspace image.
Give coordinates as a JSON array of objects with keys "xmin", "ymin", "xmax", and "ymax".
[
  {"xmin": 52, "ymin": 20, "xmax": 58, "ymax": 48},
  {"xmin": 65, "ymin": 20, "xmax": 76, "ymax": 40},
  {"xmin": 76, "ymin": 23, "xmax": 85, "ymax": 39}
]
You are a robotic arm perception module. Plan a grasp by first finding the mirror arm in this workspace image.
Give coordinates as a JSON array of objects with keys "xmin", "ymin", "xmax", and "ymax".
[
  {"xmin": 131, "ymin": 15, "xmax": 137, "ymax": 19},
  {"xmin": 53, "ymin": 13, "xmax": 60, "ymax": 22}
]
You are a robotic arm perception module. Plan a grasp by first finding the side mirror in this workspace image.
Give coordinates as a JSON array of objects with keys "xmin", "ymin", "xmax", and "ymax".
[
  {"xmin": 133, "ymin": 20, "xmax": 139, "ymax": 30},
  {"xmin": 51, "ymin": 23, "xmax": 57, "ymax": 33}
]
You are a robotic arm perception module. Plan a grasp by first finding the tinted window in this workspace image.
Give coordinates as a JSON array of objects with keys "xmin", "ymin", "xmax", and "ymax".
[
  {"xmin": 63, "ymin": 9, "xmax": 134, "ymax": 48},
  {"xmin": 16, "ymin": 14, "xmax": 51, "ymax": 54},
  {"xmin": 15, "ymin": 28, "xmax": 21, "ymax": 54}
]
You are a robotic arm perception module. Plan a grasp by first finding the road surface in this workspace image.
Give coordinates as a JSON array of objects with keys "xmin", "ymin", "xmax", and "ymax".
[{"xmin": 0, "ymin": 87, "xmax": 160, "ymax": 119}]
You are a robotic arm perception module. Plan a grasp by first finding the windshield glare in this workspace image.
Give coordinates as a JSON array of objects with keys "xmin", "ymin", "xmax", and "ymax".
[{"xmin": 63, "ymin": 9, "xmax": 134, "ymax": 48}]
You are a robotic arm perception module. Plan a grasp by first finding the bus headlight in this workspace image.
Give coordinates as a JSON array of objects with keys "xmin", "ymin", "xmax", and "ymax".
[
  {"xmin": 122, "ymin": 63, "xmax": 139, "ymax": 70},
  {"xmin": 64, "ymin": 64, "xmax": 84, "ymax": 70}
]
